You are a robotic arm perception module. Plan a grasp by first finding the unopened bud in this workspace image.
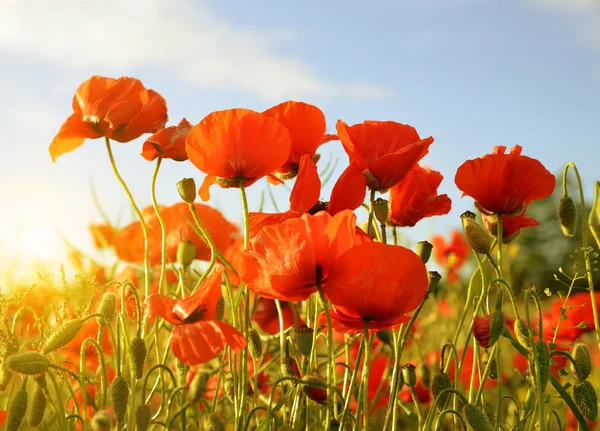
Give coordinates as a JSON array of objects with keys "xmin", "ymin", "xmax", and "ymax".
[
  {"xmin": 419, "ymin": 363, "xmax": 431, "ymax": 388},
  {"xmin": 572, "ymin": 343, "xmax": 592, "ymax": 381},
  {"xmin": 514, "ymin": 318, "xmax": 531, "ymax": 348},
  {"xmin": 135, "ymin": 404, "xmax": 151, "ymax": 431},
  {"xmin": 28, "ymin": 384, "xmax": 47, "ymax": 427},
  {"xmin": 188, "ymin": 371, "xmax": 210, "ymax": 403},
  {"xmin": 558, "ymin": 196, "xmax": 577, "ymax": 237},
  {"xmin": 177, "ymin": 178, "xmax": 197, "ymax": 204},
  {"xmin": 110, "ymin": 376, "xmax": 129, "ymax": 424},
  {"xmin": 223, "ymin": 371, "xmax": 235, "ymax": 401},
  {"xmin": 416, "ymin": 241, "xmax": 433, "ymax": 264},
  {"xmin": 303, "ymin": 376, "xmax": 328, "ymax": 404},
  {"xmin": 529, "ymin": 341, "xmax": 550, "ymax": 393},
  {"xmin": 482, "ymin": 351, "xmax": 498, "ymax": 380},
  {"xmin": 402, "ymin": 364, "xmax": 417, "ymax": 387},
  {"xmin": 295, "ymin": 324, "xmax": 314, "ymax": 356},
  {"xmin": 177, "ymin": 240, "xmax": 196, "ymax": 268},
  {"xmin": 461, "ymin": 211, "xmax": 492, "ymax": 255},
  {"xmin": 427, "ymin": 271, "xmax": 442, "ymax": 294},
  {"xmin": 281, "ymin": 356, "xmax": 301, "ymax": 379},
  {"xmin": 375, "ymin": 329, "xmax": 393, "ymax": 347},
  {"xmin": 6, "ymin": 352, "xmax": 49, "ymax": 376},
  {"xmin": 373, "ymin": 198, "xmax": 388, "ymax": 223},
  {"xmin": 96, "ymin": 292, "xmax": 116, "ymax": 324},
  {"xmin": 431, "ymin": 372, "xmax": 453, "ymax": 411},
  {"xmin": 248, "ymin": 329, "xmax": 262, "ymax": 360},
  {"xmin": 462, "ymin": 403, "xmax": 493, "ymax": 431},
  {"xmin": 6, "ymin": 387, "xmax": 28, "ymax": 431},
  {"xmin": 213, "ymin": 296, "xmax": 225, "ymax": 321},
  {"xmin": 574, "ymin": 380, "xmax": 598, "ymax": 422},
  {"xmin": 41, "ymin": 319, "xmax": 83, "ymax": 355},
  {"xmin": 131, "ymin": 337, "xmax": 147, "ymax": 380}
]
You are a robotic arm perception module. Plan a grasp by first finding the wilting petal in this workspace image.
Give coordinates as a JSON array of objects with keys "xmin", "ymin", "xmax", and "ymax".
[
  {"xmin": 289, "ymin": 154, "xmax": 321, "ymax": 213},
  {"xmin": 141, "ymin": 118, "xmax": 192, "ymax": 161},
  {"xmin": 144, "ymin": 294, "xmax": 183, "ymax": 325},
  {"xmin": 328, "ymin": 163, "xmax": 368, "ymax": 215}
]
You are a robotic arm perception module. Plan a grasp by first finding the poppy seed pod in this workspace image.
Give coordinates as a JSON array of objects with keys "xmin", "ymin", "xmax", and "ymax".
[
  {"xmin": 558, "ymin": 195, "xmax": 577, "ymax": 237},
  {"xmin": 416, "ymin": 241, "xmax": 433, "ymax": 264},
  {"xmin": 248, "ymin": 329, "xmax": 262, "ymax": 360},
  {"xmin": 571, "ymin": 343, "xmax": 592, "ymax": 381},
  {"xmin": 188, "ymin": 371, "xmax": 210, "ymax": 403},
  {"xmin": 6, "ymin": 387, "xmax": 28, "ymax": 431},
  {"xmin": 177, "ymin": 177, "xmax": 197, "ymax": 204},
  {"xmin": 402, "ymin": 364, "xmax": 417, "ymax": 387},
  {"xmin": 514, "ymin": 318, "xmax": 531, "ymax": 348},
  {"xmin": 41, "ymin": 318, "xmax": 83, "ymax": 355},
  {"xmin": 373, "ymin": 198, "xmax": 389, "ymax": 223},
  {"xmin": 461, "ymin": 211, "xmax": 492, "ymax": 255},
  {"xmin": 135, "ymin": 404, "xmax": 151, "ymax": 431},
  {"xmin": 462, "ymin": 403, "xmax": 493, "ymax": 431},
  {"xmin": 295, "ymin": 324, "xmax": 314, "ymax": 356},
  {"xmin": 176, "ymin": 240, "xmax": 196, "ymax": 268},
  {"xmin": 574, "ymin": 380, "xmax": 598, "ymax": 422},
  {"xmin": 431, "ymin": 372, "xmax": 453, "ymax": 411},
  {"xmin": 28, "ymin": 384, "xmax": 47, "ymax": 427},
  {"xmin": 427, "ymin": 271, "xmax": 442, "ymax": 294},
  {"xmin": 6, "ymin": 352, "xmax": 49, "ymax": 376},
  {"xmin": 131, "ymin": 337, "xmax": 147, "ymax": 380},
  {"xmin": 529, "ymin": 341, "xmax": 550, "ymax": 393},
  {"xmin": 96, "ymin": 292, "xmax": 116, "ymax": 324},
  {"xmin": 110, "ymin": 376, "xmax": 129, "ymax": 424}
]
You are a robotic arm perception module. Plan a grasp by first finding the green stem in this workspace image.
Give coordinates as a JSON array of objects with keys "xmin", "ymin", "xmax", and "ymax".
[
  {"xmin": 362, "ymin": 321, "xmax": 371, "ymax": 431},
  {"xmin": 150, "ymin": 157, "xmax": 167, "ymax": 294},
  {"xmin": 317, "ymin": 283, "xmax": 335, "ymax": 424}
]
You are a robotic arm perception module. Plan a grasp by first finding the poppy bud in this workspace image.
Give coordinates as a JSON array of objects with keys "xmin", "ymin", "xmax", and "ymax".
[
  {"xmin": 419, "ymin": 363, "xmax": 431, "ymax": 388},
  {"xmin": 338, "ymin": 414, "xmax": 355, "ymax": 431},
  {"xmin": 28, "ymin": 384, "xmax": 47, "ymax": 427},
  {"xmin": 135, "ymin": 404, "xmax": 151, "ymax": 431},
  {"xmin": 177, "ymin": 178, "xmax": 197, "ymax": 204},
  {"xmin": 571, "ymin": 343, "xmax": 592, "ymax": 381},
  {"xmin": 482, "ymin": 351, "xmax": 498, "ymax": 380},
  {"xmin": 131, "ymin": 337, "xmax": 147, "ymax": 380},
  {"xmin": 303, "ymin": 375, "xmax": 328, "ymax": 404},
  {"xmin": 203, "ymin": 413, "xmax": 226, "ymax": 431},
  {"xmin": 373, "ymin": 198, "xmax": 388, "ymax": 223},
  {"xmin": 529, "ymin": 341, "xmax": 549, "ymax": 393},
  {"xmin": 473, "ymin": 311, "xmax": 504, "ymax": 349},
  {"xmin": 375, "ymin": 329, "xmax": 393, "ymax": 347},
  {"xmin": 402, "ymin": 364, "xmax": 417, "ymax": 387},
  {"xmin": 574, "ymin": 380, "xmax": 598, "ymax": 422},
  {"xmin": 248, "ymin": 329, "xmax": 262, "ymax": 360},
  {"xmin": 329, "ymin": 418, "xmax": 340, "ymax": 430},
  {"xmin": 6, "ymin": 387, "xmax": 28, "ymax": 431},
  {"xmin": 462, "ymin": 403, "xmax": 493, "ymax": 431},
  {"xmin": 96, "ymin": 292, "xmax": 116, "ymax": 324},
  {"xmin": 91, "ymin": 409, "xmax": 114, "ymax": 431},
  {"xmin": 213, "ymin": 296, "xmax": 225, "ymax": 321},
  {"xmin": 177, "ymin": 240, "xmax": 196, "ymax": 268},
  {"xmin": 41, "ymin": 318, "xmax": 83, "ymax": 355},
  {"xmin": 110, "ymin": 375, "xmax": 129, "ymax": 424},
  {"xmin": 6, "ymin": 352, "xmax": 49, "ymax": 376},
  {"xmin": 431, "ymin": 372, "xmax": 453, "ymax": 411},
  {"xmin": 416, "ymin": 241, "xmax": 433, "ymax": 264},
  {"xmin": 514, "ymin": 318, "xmax": 531, "ymax": 348},
  {"xmin": 558, "ymin": 195, "xmax": 577, "ymax": 237},
  {"xmin": 281, "ymin": 356, "xmax": 301, "ymax": 379},
  {"xmin": 295, "ymin": 324, "xmax": 314, "ymax": 357},
  {"xmin": 223, "ymin": 371, "xmax": 235, "ymax": 402},
  {"xmin": 188, "ymin": 371, "xmax": 210, "ymax": 403},
  {"xmin": 461, "ymin": 211, "xmax": 492, "ymax": 255},
  {"xmin": 427, "ymin": 271, "xmax": 442, "ymax": 294}
]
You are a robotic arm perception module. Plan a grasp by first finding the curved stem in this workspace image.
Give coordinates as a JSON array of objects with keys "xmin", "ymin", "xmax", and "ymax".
[{"xmin": 150, "ymin": 157, "xmax": 167, "ymax": 294}]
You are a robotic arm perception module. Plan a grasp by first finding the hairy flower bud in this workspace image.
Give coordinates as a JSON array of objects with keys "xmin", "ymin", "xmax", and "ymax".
[
  {"xmin": 135, "ymin": 404, "xmax": 151, "ymax": 431},
  {"xmin": 402, "ymin": 364, "xmax": 417, "ymax": 387},
  {"xmin": 473, "ymin": 311, "xmax": 504, "ymax": 349},
  {"xmin": 462, "ymin": 403, "xmax": 493, "ymax": 431},
  {"xmin": 177, "ymin": 178, "xmax": 197, "ymax": 204},
  {"xmin": 223, "ymin": 371, "xmax": 235, "ymax": 402},
  {"xmin": 416, "ymin": 241, "xmax": 433, "ymax": 264},
  {"xmin": 482, "ymin": 351, "xmax": 498, "ymax": 381},
  {"xmin": 213, "ymin": 296, "xmax": 225, "ymax": 321},
  {"xmin": 303, "ymin": 375, "xmax": 328, "ymax": 404},
  {"xmin": 295, "ymin": 324, "xmax": 314, "ymax": 356},
  {"xmin": 28, "ymin": 384, "xmax": 47, "ymax": 427},
  {"xmin": 248, "ymin": 328, "xmax": 263, "ymax": 360},
  {"xmin": 461, "ymin": 211, "xmax": 492, "ymax": 255},
  {"xmin": 177, "ymin": 240, "xmax": 196, "ymax": 268},
  {"xmin": 96, "ymin": 292, "xmax": 116, "ymax": 324},
  {"xmin": 131, "ymin": 337, "xmax": 147, "ymax": 380},
  {"xmin": 558, "ymin": 195, "xmax": 577, "ymax": 237},
  {"xmin": 188, "ymin": 371, "xmax": 210, "ymax": 403},
  {"xmin": 431, "ymin": 372, "xmax": 453, "ymax": 411},
  {"xmin": 574, "ymin": 380, "xmax": 598, "ymax": 422},
  {"xmin": 110, "ymin": 376, "xmax": 129, "ymax": 424},
  {"xmin": 203, "ymin": 413, "xmax": 226, "ymax": 431},
  {"xmin": 41, "ymin": 318, "xmax": 83, "ymax": 355},
  {"xmin": 6, "ymin": 387, "xmax": 28, "ymax": 431},
  {"xmin": 514, "ymin": 318, "xmax": 531, "ymax": 348},
  {"xmin": 529, "ymin": 341, "xmax": 549, "ymax": 393},
  {"xmin": 6, "ymin": 352, "xmax": 49, "ymax": 376},
  {"xmin": 571, "ymin": 343, "xmax": 592, "ymax": 381}
]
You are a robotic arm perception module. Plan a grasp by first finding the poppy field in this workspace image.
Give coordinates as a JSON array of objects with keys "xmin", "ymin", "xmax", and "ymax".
[{"xmin": 2, "ymin": 75, "xmax": 600, "ymax": 431}]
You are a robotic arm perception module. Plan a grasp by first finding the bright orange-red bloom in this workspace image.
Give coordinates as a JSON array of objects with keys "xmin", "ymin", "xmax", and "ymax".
[
  {"xmin": 541, "ymin": 291, "xmax": 600, "ymax": 342},
  {"xmin": 388, "ymin": 165, "xmax": 451, "ymax": 227},
  {"xmin": 430, "ymin": 230, "xmax": 469, "ymax": 282},
  {"xmin": 89, "ymin": 223, "xmax": 115, "ymax": 249},
  {"xmin": 144, "ymin": 266, "xmax": 246, "ymax": 365},
  {"xmin": 329, "ymin": 120, "xmax": 433, "ymax": 214},
  {"xmin": 185, "ymin": 109, "xmax": 292, "ymax": 201},
  {"xmin": 455, "ymin": 145, "xmax": 555, "ymax": 215},
  {"xmin": 482, "ymin": 210, "xmax": 539, "ymax": 243},
  {"xmin": 252, "ymin": 297, "xmax": 301, "ymax": 335},
  {"xmin": 141, "ymin": 118, "xmax": 192, "ymax": 161},
  {"xmin": 49, "ymin": 76, "xmax": 168, "ymax": 161},
  {"xmin": 262, "ymin": 101, "xmax": 337, "ymax": 177},
  {"xmin": 241, "ymin": 210, "xmax": 367, "ymax": 302},
  {"xmin": 321, "ymin": 242, "xmax": 428, "ymax": 333},
  {"xmin": 113, "ymin": 203, "xmax": 237, "ymax": 266}
]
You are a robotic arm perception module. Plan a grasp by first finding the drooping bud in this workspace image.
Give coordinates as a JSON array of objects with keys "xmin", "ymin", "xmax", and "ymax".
[
  {"xmin": 96, "ymin": 292, "xmax": 116, "ymax": 324},
  {"xmin": 177, "ymin": 178, "xmax": 197, "ymax": 204},
  {"xmin": 402, "ymin": 364, "xmax": 417, "ymax": 387},
  {"xmin": 373, "ymin": 198, "xmax": 388, "ymax": 223},
  {"xmin": 418, "ymin": 363, "xmax": 431, "ymax": 388},
  {"xmin": 6, "ymin": 352, "xmax": 49, "ymax": 376},
  {"xmin": 431, "ymin": 372, "xmax": 453, "ymax": 411},
  {"xmin": 281, "ymin": 356, "xmax": 301, "ymax": 379},
  {"xmin": 135, "ymin": 404, "xmax": 151, "ymax": 431},
  {"xmin": 529, "ymin": 341, "xmax": 550, "ymax": 393},
  {"xmin": 462, "ymin": 403, "xmax": 493, "ymax": 431},
  {"xmin": 248, "ymin": 328, "xmax": 263, "ymax": 360},
  {"xmin": 295, "ymin": 324, "xmax": 314, "ymax": 356},
  {"xmin": 131, "ymin": 337, "xmax": 147, "ymax": 380},
  {"xmin": 558, "ymin": 195, "xmax": 577, "ymax": 237},
  {"xmin": 223, "ymin": 371, "xmax": 235, "ymax": 402},
  {"xmin": 303, "ymin": 375, "xmax": 328, "ymax": 404},
  {"xmin": 416, "ymin": 241, "xmax": 433, "ymax": 264},
  {"xmin": 473, "ymin": 311, "xmax": 504, "ymax": 349},
  {"xmin": 90, "ymin": 409, "xmax": 114, "ymax": 431},
  {"xmin": 571, "ymin": 343, "xmax": 592, "ymax": 381},
  {"xmin": 514, "ymin": 318, "xmax": 531, "ymax": 348},
  {"xmin": 461, "ymin": 211, "xmax": 492, "ymax": 255},
  {"xmin": 574, "ymin": 380, "xmax": 598, "ymax": 422},
  {"xmin": 188, "ymin": 371, "xmax": 210, "ymax": 403},
  {"xmin": 213, "ymin": 296, "xmax": 225, "ymax": 321},
  {"xmin": 110, "ymin": 375, "xmax": 129, "ymax": 424},
  {"xmin": 41, "ymin": 318, "xmax": 83, "ymax": 355},
  {"xmin": 375, "ymin": 329, "xmax": 393, "ymax": 347},
  {"xmin": 427, "ymin": 271, "xmax": 442, "ymax": 294},
  {"xmin": 6, "ymin": 387, "xmax": 28, "ymax": 431},
  {"xmin": 482, "ymin": 351, "xmax": 498, "ymax": 380},
  {"xmin": 176, "ymin": 240, "xmax": 196, "ymax": 268},
  {"xmin": 28, "ymin": 384, "xmax": 47, "ymax": 427},
  {"xmin": 203, "ymin": 413, "xmax": 226, "ymax": 431}
]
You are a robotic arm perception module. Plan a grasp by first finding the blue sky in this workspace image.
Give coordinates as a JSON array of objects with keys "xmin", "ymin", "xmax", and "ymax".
[{"xmin": 1, "ymin": 0, "xmax": 599, "ymax": 280}]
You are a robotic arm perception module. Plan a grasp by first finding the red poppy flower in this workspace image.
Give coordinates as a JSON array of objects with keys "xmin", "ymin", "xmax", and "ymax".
[
  {"xmin": 262, "ymin": 101, "xmax": 337, "ymax": 177},
  {"xmin": 455, "ymin": 145, "xmax": 555, "ymax": 215},
  {"xmin": 248, "ymin": 154, "xmax": 321, "ymax": 237},
  {"xmin": 482, "ymin": 210, "xmax": 539, "ymax": 243},
  {"xmin": 89, "ymin": 223, "xmax": 115, "ymax": 249},
  {"xmin": 64, "ymin": 318, "xmax": 113, "ymax": 373},
  {"xmin": 113, "ymin": 203, "xmax": 237, "ymax": 266},
  {"xmin": 387, "ymin": 165, "xmax": 451, "ymax": 227},
  {"xmin": 541, "ymin": 291, "xmax": 600, "ymax": 342},
  {"xmin": 430, "ymin": 230, "xmax": 469, "ymax": 282},
  {"xmin": 144, "ymin": 266, "xmax": 246, "ymax": 365},
  {"xmin": 240, "ymin": 210, "xmax": 367, "ymax": 302},
  {"xmin": 49, "ymin": 76, "xmax": 168, "ymax": 162},
  {"xmin": 185, "ymin": 108, "xmax": 292, "ymax": 201},
  {"xmin": 252, "ymin": 297, "xmax": 302, "ymax": 335},
  {"xmin": 328, "ymin": 120, "xmax": 434, "ymax": 214},
  {"xmin": 0, "ymin": 411, "xmax": 5, "ymax": 427},
  {"xmin": 320, "ymin": 242, "xmax": 428, "ymax": 333},
  {"xmin": 512, "ymin": 342, "xmax": 569, "ymax": 379},
  {"xmin": 141, "ymin": 118, "xmax": 192, "ymax": 161},
  {"xmin": 398, "ymin": 379, "xmax": 431, "ymax": 405}
]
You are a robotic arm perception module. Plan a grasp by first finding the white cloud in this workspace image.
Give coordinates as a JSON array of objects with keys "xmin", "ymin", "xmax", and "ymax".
[{"xmin": 0, "ymin": 0, "xmax": 387, "ymax": 101}]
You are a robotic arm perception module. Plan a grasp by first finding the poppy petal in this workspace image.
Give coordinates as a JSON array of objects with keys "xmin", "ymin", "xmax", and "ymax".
[
  {"xmin": 328, "ymin": 163, "xmax": 367, "ymax": 215},
  {"xmin": 173, "ymin": 266, "xmax": 224, "ymax": 322},
  {"xmin": 49, "ymin": 113, "xmax": 102, "ymax": 162},
  {"xmin": 144, "ymin": 294, "xmax": 183, "ymax": 325},
  {"xmin": 289, "ymin": 154, "xmax": 321, "ymax": 213}
]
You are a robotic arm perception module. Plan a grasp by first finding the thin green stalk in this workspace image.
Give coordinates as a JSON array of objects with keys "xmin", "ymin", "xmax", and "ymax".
[
  {"xmin": 362, "ymin": 321, "xmax": 372, "ymax": 431},
  {"xmin": 317, "ymin": 283, "xmax": 335, "ymax": 424},
  {"xmin": 150, "ymin": 157, "xmax": 168, "ymax": 293}
]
